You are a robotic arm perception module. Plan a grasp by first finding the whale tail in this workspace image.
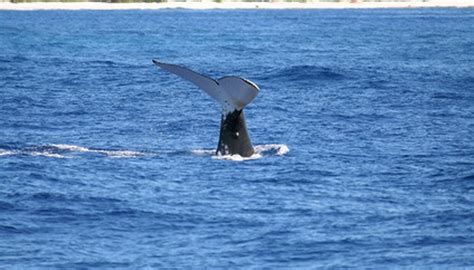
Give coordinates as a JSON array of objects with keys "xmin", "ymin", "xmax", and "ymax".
[
  {"xmin": 153, "ymin": 60, "xmax": 259, "ymax": 157},
  {"xmin": 152, "ymin": 60, "xmax": 259, "ymax": 111}
]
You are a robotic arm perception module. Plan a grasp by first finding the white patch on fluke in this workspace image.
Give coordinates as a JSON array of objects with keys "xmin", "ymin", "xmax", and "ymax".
[{"xmin": 153, "ymin": 61, "xmax": 259, "ymax": 111}]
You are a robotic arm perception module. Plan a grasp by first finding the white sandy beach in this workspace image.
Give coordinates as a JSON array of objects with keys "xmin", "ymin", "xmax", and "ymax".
[{"xmin": 0, "ymin": 0, "xmax": 473, "ymax": 10}]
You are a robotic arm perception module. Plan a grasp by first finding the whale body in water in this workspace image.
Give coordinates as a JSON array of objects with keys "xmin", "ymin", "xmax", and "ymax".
[{"xmin": 153, "ymin": 60, "xmax": 259, "ymax": 157}]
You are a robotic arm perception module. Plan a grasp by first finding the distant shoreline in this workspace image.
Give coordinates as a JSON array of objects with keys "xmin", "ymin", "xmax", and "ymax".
[{"xmin": 0, "ymin": 0, "xmax": 473, "ymax": 10}]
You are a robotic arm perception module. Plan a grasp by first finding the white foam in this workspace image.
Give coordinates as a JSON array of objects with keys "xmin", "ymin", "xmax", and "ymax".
[
  {"xmin": 1, "ymin": 144, "xmax": 148, "ymax": 159},
  {"xmin": 2, "ymin": 143, "xmax": 289, "ymax": 160},
  {"xmin": 0, "ymin": 149, "xmax": 15, "ymax": 156},
  {"xmin": 29, "ymin": 151, "xmax": 67, "ymax": 158},
  {"xmin": 254, "ymin": 144, "xmax": 289, "ymax": 156},
  {"xmin": 191, "ymin": 149, "xmax": 215, "ymax": 156},
  {"xmin": 194, "ymin": 144, "xmax": 289, "ymax": 161},
  {"xmin": 51, "ymin": 144, "xmax": 145, "ymax": 158},
  {"xmin": 212, "ymin": 152, "xmax": 263, "ymax": 161},
  {"xmin": 51, "ymin": 144, "xmax": 90, "ymax": 152},
  {"xmin": 277, "ymin": 145, "xmax": 289, "ymax": 155},
  {"xmin": 96, "ymin": 150, "xmax": 144, "ymax": 158}
]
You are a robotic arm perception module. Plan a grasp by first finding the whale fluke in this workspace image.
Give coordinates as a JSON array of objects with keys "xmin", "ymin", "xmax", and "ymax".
[{"xmin": 153, "ymin": 60, "xmax": 259, "ymax": 157}]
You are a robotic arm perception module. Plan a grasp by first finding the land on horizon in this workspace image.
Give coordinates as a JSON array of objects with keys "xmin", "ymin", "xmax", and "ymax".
[{"xmin": 1, "ymin": 0, "xmax": 473, "ymax": 10}]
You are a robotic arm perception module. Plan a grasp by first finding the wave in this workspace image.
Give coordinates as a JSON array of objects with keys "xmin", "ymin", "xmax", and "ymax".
[
  {"xmin": 0, "ymin": 144, "xmax": 148, "ymax": 159},
  {"xmin": 190, "ymin": 149, "xmax": 215, "ymax": 156},
  {"xmin": 29, "ymin": 151, "xmax": 67, "ymax": 159},
  {"xmin": 0, "ymin": 150, "xmax": 15, "ymax": 157},
  {"xmin": 51, "ymin": 144, "xmax": 89, "ymax": 152},
  {"xmin": 51, "ymin": 144, "xmax": 146, "ymax": 158},
  {"xmin": 1, "ymin": 144, "xmax": 289, "ymax": 161},
  {"xmin": 79, "ymin": 59, "xmax": 143, "ymax": 69},
  {"xmin": 191, "ymin": 144, "xmax": 289, "ymax": 161}
]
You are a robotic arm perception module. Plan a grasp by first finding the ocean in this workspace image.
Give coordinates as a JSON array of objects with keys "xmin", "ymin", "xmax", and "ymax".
[{"xmin": 1, "ymin": 8, "xmax": 473, "ymax": 268}]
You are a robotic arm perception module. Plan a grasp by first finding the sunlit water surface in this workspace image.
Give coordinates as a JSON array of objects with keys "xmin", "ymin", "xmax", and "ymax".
[{"xmin": 1, "ymin": 8, "xmax": 473, "ymax": 268}]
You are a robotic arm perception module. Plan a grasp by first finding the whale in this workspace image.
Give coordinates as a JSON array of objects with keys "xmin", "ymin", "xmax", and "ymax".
[{"xmin": 152, "ymin": 60, "xmax": 259, "ymax": 157}]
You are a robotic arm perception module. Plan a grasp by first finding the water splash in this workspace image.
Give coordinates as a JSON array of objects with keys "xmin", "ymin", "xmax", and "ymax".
[
  {"xmin": 254, "ymin": 144, "xmax": 289, "ymax": 156},
  {"xmin": 192, "ymin": 144, "xmax": 289, "ymax": 161}
]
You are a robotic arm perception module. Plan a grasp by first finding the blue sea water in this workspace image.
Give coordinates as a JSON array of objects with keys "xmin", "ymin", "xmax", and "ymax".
[{"xmin": 1, "ymin": 7, "xmax": 474, "ymax": 268}]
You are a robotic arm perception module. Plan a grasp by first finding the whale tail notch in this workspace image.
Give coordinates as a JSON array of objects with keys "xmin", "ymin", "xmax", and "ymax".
[{"xmin": 153, "ymin": 59, "xmax": 259, "ymax": 157}]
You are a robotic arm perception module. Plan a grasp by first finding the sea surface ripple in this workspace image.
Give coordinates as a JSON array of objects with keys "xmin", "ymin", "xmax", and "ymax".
[{"xmin": 0, "ymin": 8, "xmax": 473, "ymax": 268}]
